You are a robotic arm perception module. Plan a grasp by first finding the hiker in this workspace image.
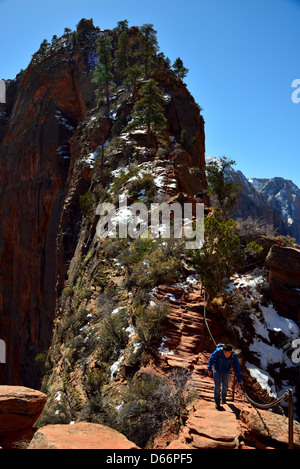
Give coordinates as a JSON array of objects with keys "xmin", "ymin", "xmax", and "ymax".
[
  {"xmin": 208, "ymin": 344, "xmax": 242, "ymax": 410},
  {"xmin": 168, "ymin": 152, "xmax": 174, "ymax": 166},
  {"xmin": 194, "ymin": 192, "xmax": 204, "ymax": 202}
]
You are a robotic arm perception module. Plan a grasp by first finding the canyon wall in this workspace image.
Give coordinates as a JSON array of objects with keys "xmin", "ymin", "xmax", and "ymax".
[
  {"xmin": 0, "ymin": 25, "xmax": 96, "ymax": 386},
  {"xmin": 0, "ymin": 22, "xmax": 207, "ymax": 388}
]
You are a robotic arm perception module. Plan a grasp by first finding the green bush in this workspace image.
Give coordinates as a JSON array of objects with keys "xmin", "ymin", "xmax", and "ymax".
[
  {"xmin": 117, "ymin": 238, "xmax": 156, "ymax": 271},
  {"xmin": 127, "ymin": 173, "xmax": 157, "ymax": 202},
  {"xmin": 135, "ymin": 301, "xmax": 170, "ymax": 350},
  {"xmin": 124, "ymin": 247, "xmax": 183, "ymax": 291},
  {"xmin": 116, "ymin": 370, "xmax": 192, "ymax": 447},
  {"xmin": 187, "ymin": 211, "xmax": 244, "ymax": 298},
  {"xmin": 110, "ymin": 166, "xmax": 140, "ymax": 194},
  {"xmin": 80, "ymin": 190, "xmax": 96, "ymax": 216},
  {"xmin": 275, "ymin": 235, "xmax": 297, "ymax": 247},
  {"xmin": 99, "ymin": 307, "xmax": 130, "ymax": 362}
]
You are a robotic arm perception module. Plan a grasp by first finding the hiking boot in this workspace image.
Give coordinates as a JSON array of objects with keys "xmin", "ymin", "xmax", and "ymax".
[
  {"xmin": 215, "ymin": 403, "xmax": 221, "ymax": 410},
  {"xmin": 221, "ymin": 397, "xmax": 227, "ymax": 404}
]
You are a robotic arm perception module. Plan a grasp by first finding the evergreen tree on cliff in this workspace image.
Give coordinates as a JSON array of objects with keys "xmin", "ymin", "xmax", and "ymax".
[
  {"xmin": 205, "ymin": 156, "xmax": 240, "ymax": 214},
  {"xmin": 115, "ymin": 30, "xmax": 131, "ymax": 79},
  {"xmin": 92, "ymin": 33, "xmax": 115, "ymax": 111},
  {"xmin": 172, "ymin": 57, "xmax": 189, "ymax": 80},
  {"xmin": 113, "ymin": 19, "xmax": 129, "ymax": 34},
  {"xmin": 135, "ymin": 24, "xmax": 159, "ymax": 79},
  {"xmin": 187, "ymin": 212, "xmax": 243, "ymax": 298},
  {"xmin": 126, "ymin": 79, "xmax": 167, "ymax": 146},
  {"xmin": 124, "ymin": 63, "xmax": 143, "ymax": 101}
]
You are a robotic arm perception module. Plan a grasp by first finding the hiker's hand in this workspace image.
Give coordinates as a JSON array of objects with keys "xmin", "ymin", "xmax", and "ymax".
[{"xmin": 208, "ymin": 370, "xmax": 213, "ymax": 377}]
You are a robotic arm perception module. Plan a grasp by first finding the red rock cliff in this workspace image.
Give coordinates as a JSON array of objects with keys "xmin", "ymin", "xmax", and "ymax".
[
  {"xmin": 0, "ymin": 22, "xmax": 207, "ymax": 388},
  {"xmin": 0, "ymin": 27, "xmax": 96, "ymax": 386}
]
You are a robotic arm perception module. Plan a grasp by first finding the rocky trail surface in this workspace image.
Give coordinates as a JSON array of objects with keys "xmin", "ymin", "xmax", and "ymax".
[{"xmin": 150, "ymin": 282, "xmax": 300, "ymax": 449}]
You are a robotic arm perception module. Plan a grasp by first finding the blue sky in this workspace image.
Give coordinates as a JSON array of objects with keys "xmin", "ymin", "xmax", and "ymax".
[{"xmin": 0, "ymin": 0, "xmax": 300, "ymax": 187}]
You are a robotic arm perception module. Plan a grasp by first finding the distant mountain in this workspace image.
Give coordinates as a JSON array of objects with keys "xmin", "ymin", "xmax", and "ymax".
[
  {"xmin": 248, "ymin": 177, "xmax": 300, "ymax": 242},
  {"xmin": 206, "ymin": 157, "xmax": 300, "ymax": 242}
]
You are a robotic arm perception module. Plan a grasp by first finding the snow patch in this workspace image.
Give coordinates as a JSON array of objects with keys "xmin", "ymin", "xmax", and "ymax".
[
  {"xmin": 245, "ymin": 362, "xmax": 276, "ymax": 397},
  {"xmin": 158, "ymin": 337, "xmax": 174, "ymax": 356},
  {"xmin": 110, "ymin": 352, "xmax": 124, "ymax": 380}
]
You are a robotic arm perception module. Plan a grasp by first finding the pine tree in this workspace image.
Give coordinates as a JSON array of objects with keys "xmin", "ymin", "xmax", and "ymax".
[
  {"xmin": 115, "ymin": 30, "xmax": 130, "ymax": 79},
  {"xmin": 38, "ymin": 39, "xmax": 50, "ymax": 56},
  {"xmin": 51, "ymin": 35, "xmax": 58, "ymax": 45},
  {"xmin": 155, "ymin": 52, "xmax": 171, "ymax": 73},
  {"xmin": 172, "ymin": 57, "xmax": 189, "ymax": 80},
  {"xmin": 64, "ymin": 27, "xmax": 72, "ymax": 36},
  {"xmin": 135, "ymin": 24, "xmax": 159, "ymax": 79},
  {"xmin": 125, "ymin": 79, "xmax": 168, "ymax": 147},
  {"xmin": 205, "ymin": 156, "xmax": 240, "ymax": 214},
  {"xmin": 124, "ymin": 63, "xmax": 143, "ymax": 100},
  {"xmin": 114, "ymin": 19, "xmax": 129, "ymax": 34},
  {"xmin": 92, "ymin": 33, "xmax": 115, "ymax": 111},
  {"xmin": 187, "ymin": 211, "xmax": 243, "ymax": 298}
]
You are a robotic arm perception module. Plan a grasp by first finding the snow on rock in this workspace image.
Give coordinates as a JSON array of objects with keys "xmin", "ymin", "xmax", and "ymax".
[
  {"xmin": 158, "ymin": 337, "xmax": 174, "ymax": 357},
  {"xmin": 82, "ymin": 151, "xmax": 99, "ymax": 168},
  {"xmin": 245, "ymin": 362, "xmax": 276, "ymax": 397},
  {"xmin": 227, "ymin": 272, "xmax": 299, "ymax": 399},
  {"xmin": 110, "ymin": 352, "xmax": 124, "ymax": 380},
  {"xmin": 55, "ymin": 110, "xmax": 75, "ymax": 131}
]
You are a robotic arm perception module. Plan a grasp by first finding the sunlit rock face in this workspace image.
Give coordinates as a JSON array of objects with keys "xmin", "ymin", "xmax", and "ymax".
[
  {"xmin": 0, "ymin": 25, "xmax": 96, "ymax": 387},
  {"xmin": 0, "ymin": 21, "xmax": 207, "ymax": 388}
]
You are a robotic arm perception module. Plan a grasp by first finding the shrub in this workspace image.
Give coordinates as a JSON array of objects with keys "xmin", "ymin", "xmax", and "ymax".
[
  {"xmin": 235, "ymin": 216, "xmax": 277, "ymax": 238},
  {"xmin": 223, "ymin": 291, "xmax": 256, "ymax": 343},
  {"xmin": 80, "ymin": 190, "xmax": 96, "ymax": 216},
  {"xmin": 186, "ymin": 211, "xmax": 243, "ymax": 297},
  {"xmin": 180, "ymin": 129, "xmax": 196, "ymax": 152},
  {"xmin": 110, "ymin": 166, "xmax": 140, "ymax": 194},
  {"xmin": 127, "ymin": 173, "xmax": 157, "ymax": 203},
  {"xmin": 205, "ymin": 156, "xmax": 240, "ymax": 212},
  {"xmin": 95, "ymin": 292, "xmax": 118, "ymax": 318},
  {"xmin": 124, "ymin": 248, "xmax": 183, "ymax": 290},
  {"xmin": 60, "ymin": 308, "xmax": 89, "ymax": 339},
  {"xmin": 99, "ymin": 307, "xmax": 130, "ymax": 362},
  {"xmin": 117, "ymin": 238, "xmax": 156, "ymax": 271},
  {"xmin": 135, "ymin": 301, "xmax": 170, "ymax": 350},
  {"xmin": 275, "ymin": 235, "xmax": 297, "ymax": 247},
  {"xmin": 116, "ymin": 370, "xmax": 192, "ymax": 447},
  {"xmin": 35, "ymin": 352, "xmax": 52, "ymax": 375},
  {"xmin": 102, "ymin": 238, "xmax": 128, "ymax": 259}
]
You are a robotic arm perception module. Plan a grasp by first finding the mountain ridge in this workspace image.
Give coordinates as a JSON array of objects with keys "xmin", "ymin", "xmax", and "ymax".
[
  {"xmin": 206, "ymin": 156, "xmax": 300, "ymax": 243},
  {"xmin": 248, "ymin": 176, "xmax": 300, "ymax": 241}
]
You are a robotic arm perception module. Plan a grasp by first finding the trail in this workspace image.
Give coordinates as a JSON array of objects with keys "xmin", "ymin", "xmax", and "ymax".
[{"xmin": 153, "ymin": 282, "xmax": 252, "ymax": 449}]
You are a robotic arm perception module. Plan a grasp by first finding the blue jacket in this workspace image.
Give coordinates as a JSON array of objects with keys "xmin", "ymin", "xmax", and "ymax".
[{"xmin": 208, "ymin": 347, "xmax": 242, "ymax": 383}]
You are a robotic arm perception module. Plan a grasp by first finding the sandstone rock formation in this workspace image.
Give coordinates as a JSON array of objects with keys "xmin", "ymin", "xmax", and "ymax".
[
  {"xmin": 265, "ymin": 244, "xmax": 300, "ymax": 321},
  {"xmin": 0, "ymin": 385, "xmax": 47, "ymax": 448},
  {"xmin": 166, "ymin": 399, "xmax": 300, "ymax": 450},
  {"xmin": 28, "ymin": 422, "xmax": 139, "ymax": 449},
  {"xmin": 0, "ymin": 29, "xmax": 97, "ymax": 387},
  {"xmin": 0, "ymin": 21, "xmax": 207, "ymax": 389},
  {"xmin": 240, "ymin": 407, "xmax": 300, "ymax": 449}
]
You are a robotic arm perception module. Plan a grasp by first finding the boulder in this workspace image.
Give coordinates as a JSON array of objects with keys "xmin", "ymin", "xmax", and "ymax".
[
  {"xmin": 0, "ymin": 386, "xmax": 47, "ymax": 448},
  {"xmin": 167, "ymin": 400, "xmax": 242, "ymax": 450},
  {"xmin": 240, "ymin": 407, "xmax": 300, "ymax": 449},
  {"xmin": 28, "ymin": 422, "xmax": 139, "ymax": 449}
]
